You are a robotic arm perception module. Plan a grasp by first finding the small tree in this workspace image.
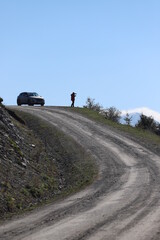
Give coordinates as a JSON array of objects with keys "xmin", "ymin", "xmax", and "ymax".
[
  {"xmin": 124, "ymin": 113, "xmax": 132, "ymax": 126},
  {"xmin": 136, "ymin": 114, "xmax": 157, "ymax": 132},
  {"xmin": 0, "ymin": 97, "xmax": 3, "ymax": 104},
  {"xmin": 83, "ymin": 97, "xmax": 102, "ymax": 112},
  {"xmin": 104, "ymin": 107, "xmax": 121, "ymax": 123}
]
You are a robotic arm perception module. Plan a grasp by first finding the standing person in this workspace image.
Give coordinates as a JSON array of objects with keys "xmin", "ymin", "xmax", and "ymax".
[{"xmin": 71, "ymin": 92, "xmax": 76, "ymax": 107}]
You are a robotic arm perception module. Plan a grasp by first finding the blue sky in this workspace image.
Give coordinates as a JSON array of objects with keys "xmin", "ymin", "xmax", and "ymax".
[{"xmin": 1, "ymin": 0, "xmax": 160, "ymax": 111}]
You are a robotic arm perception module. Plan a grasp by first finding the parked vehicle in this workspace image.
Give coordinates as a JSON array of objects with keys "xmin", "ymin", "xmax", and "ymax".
[{"xmin": 17, "ymin": 92, "xmax": 45, "ymax": 106}]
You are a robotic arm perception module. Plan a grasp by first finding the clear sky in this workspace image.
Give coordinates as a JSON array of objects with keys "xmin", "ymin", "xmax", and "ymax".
[{"xmin": 1, "ymin": 0, "xmax": 160, "ymax": 111}]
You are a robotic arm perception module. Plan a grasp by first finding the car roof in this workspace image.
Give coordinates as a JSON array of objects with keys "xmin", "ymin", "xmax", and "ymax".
[{"xmin": 19, "ymin": 92, "xmax": 38, "ymax": 95}]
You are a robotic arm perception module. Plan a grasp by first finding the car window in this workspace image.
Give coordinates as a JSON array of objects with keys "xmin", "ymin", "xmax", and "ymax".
[
  {"xmin": 20, "ymin": 92, "xmax": 27, "ymax": 96},
  {"xmin": 28, "ymin": 92, "xmax": 38, "ymax": 96}
]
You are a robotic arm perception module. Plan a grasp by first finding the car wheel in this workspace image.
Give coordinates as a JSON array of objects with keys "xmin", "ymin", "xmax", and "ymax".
[
  {"xmin": 41, "ymin": 103, "xmax": 44, "ymax": 106},
  {"xmin": 28, "ymin": 100, "xmax": 34, "ymax": 106}
]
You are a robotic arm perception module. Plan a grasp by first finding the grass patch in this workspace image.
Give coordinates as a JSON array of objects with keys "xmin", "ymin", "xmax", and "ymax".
[
  {"xmin": 69, "ymin": 107, "xmax": 160, "ymax": 147},
  {"xmin": 9, "ymin": 138, "xmax": 24, "ymax": 158}
]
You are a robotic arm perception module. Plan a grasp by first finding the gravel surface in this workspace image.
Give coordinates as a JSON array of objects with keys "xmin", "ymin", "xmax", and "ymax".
[{"xmin": 1, "ymin": 106, "xmax": 160, "ymax": 240}]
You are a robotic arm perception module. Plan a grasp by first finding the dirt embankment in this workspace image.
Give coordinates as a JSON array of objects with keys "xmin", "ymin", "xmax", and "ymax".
[{"xmin": 0, "ymin": 106, "xmax": 97, "ymax": 220}]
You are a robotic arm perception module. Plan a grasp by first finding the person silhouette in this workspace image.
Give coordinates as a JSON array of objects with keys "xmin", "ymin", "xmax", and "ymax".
[{"xmin": 71, "ymin": 92, "xmax": 76, "ymax": 107}]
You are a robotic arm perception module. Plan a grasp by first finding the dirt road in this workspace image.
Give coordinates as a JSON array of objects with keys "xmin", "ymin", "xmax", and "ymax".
[{"xmin": 1, "ymin": 106, "xmax": 160, "ymax": 240}]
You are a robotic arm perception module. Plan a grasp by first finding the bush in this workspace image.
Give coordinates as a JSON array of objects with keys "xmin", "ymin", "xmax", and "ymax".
[
  {"xmin": 83, "ymin": 97, "xmax": 102, "ymax": 112},
  {"xmin": 136, "ymin": 114, "xmax": 157, "ymax": 133},
  {"xmin": 0, "ymin": 97, "xmax": 3, "ymax": 104},
  {"xmin": 104, "ymin": 107, "xmax": 121, "ymax": 123}
]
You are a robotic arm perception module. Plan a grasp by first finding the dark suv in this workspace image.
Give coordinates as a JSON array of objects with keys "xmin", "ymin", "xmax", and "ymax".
[{"xmin": 17, "ymin": 92, "xmax": 45, "ymax": 106}]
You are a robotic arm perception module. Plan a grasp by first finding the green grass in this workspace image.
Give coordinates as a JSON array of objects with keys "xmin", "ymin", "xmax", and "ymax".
[
  {"xmin": 69, "ymin": 107, "xmax": 160, "ymax": 147},
  {"xmin": 9, "ymin": 138, "xmax": 24, "ymax": 158}
]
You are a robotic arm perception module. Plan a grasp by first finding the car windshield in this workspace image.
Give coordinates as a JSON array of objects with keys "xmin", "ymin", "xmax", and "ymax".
[{"xmin": 28, "ymin": 92, "xmax": 39, "ymax": 97}]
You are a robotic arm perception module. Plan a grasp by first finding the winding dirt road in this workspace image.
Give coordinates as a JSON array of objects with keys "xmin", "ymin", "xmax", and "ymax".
[{"xmin": 1, "ymin": 106, "xmax": 160, "ymax": 240}]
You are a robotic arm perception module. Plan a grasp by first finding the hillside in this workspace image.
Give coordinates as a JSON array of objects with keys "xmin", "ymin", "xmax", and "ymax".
[
  {"xmin": 2, "ymin": 107, "xmax": 160, "ymax": 239},
  {"xmin": 0, "ymin": 105, "xmax": 97, "ymax": 220}
]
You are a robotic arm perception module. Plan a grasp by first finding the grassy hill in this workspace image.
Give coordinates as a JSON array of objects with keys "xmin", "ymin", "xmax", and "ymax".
[
  {"xmin": 70, "ymin": 107, "xmax": 160, "ymax": 154},
  {"xmin": 0, "ymin": 106, "xmax": 97, "ymax": 220},
  {"xmin": 1, "ymin": 105, "xmax": 160, "ymax": 221}
]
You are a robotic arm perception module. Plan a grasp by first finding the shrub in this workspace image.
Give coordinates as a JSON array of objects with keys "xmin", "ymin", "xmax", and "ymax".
[
  {"xmin": 104, "ymin": 107, "xmax": 121, "ymax": 123},
  {"xmin": 136, "ymin": 114, "xmax": 157, "ymax": 133},
  {"xmin": 0, "ymin": 97, "xmax": 3, "ymax": 104},
  {"xmin": 83, "ymin": 97, "xmax": 102, "ymax": 112}
]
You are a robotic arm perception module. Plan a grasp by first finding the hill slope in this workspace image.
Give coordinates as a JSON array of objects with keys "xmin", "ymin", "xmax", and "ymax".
[
  {"xmin": 0, "ymin": 106, "xmax": 97, "ymax": 220},
  {"xmin": 2, "ymin": 106, "xmax": 160, "ymax": 240}
]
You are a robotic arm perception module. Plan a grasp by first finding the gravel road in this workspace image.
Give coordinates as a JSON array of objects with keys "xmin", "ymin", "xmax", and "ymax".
[{"xmin": 1, "ymin": 106, "xmax": 160, "ymax": 240}]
